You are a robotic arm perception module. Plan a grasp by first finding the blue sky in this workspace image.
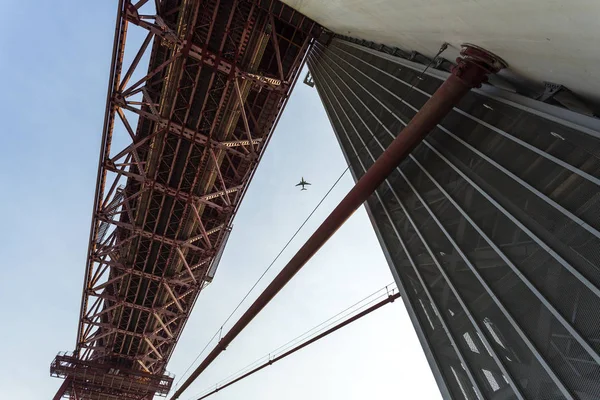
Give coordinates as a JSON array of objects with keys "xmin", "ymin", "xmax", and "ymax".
[{"xmin": 0, "ymin": 1, "xmax": 440, "ymax": 399}]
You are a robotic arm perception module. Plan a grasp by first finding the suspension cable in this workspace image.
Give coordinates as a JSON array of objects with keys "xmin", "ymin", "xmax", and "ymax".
[
  {"xmin": 172, "ymin": 42, "xmax": 449, "ymax": 397},
  {"xmin": 174, "ymin": 166, "xmax": 350, "ymax": 389},
  {"xmin": 190, "ymin": 288, "xmax": 400, "ymax": 400},
  {"xmin": 204, "ymin": 283, "xmax": 396, "ymax": 389}
]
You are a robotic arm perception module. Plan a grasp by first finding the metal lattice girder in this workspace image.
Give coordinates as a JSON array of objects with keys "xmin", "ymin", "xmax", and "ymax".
[
  {"xmin": 101, "ymin": 163, "xmax": 243, "ymax": 212},
  {"xmin": 123, "ymin": 2, "xmax": 296, "ymax": 92},
  {"xmin": 51, "ymin": 353, "xmax": 173, "ymax": 399},
  {"xmin": 114, "ymin": 98, "xmax": 262, "ymax": 159},
  {"xmin": 53, "ymin": 0, "xmax": 320, "ymax": 399}
]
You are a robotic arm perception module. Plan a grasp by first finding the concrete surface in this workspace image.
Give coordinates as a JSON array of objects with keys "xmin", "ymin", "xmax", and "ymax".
[{"xmin": 283, "ymin": 0, "xmax": 600, "ymax": 102}]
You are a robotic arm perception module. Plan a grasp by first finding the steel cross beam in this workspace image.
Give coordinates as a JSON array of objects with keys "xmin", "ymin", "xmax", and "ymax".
[
  {"xmin": 102, "ymin": 163, "xmax": 242, "ymax": 211},
  {"xmin": 268, "ymin": 12, "xmax": 285, "ymax": 82},
  {"xmin": 82, "ymin": 288, "xmax": 197, "ymax": 331},
  {"xmin": 169, "ymin": 44, "xmax": 507, "ymax": 400},
  {"xmin": 96, "ymin": 216, "xmax": 206, "ymax": 253},
  {"xmin": 124, "ymin": 7, "xmax": 284, "ymax": 92},
  {"xmin": 234, "ymin": 78, "xmax": 256, "ymax": 154},
  {"xmin": 87, "ymin": 260, "xmax": 193, "ymax": 291},
  {"xmin": 115, "ymin": 98, "xmax": 262, "ymax": 159}
]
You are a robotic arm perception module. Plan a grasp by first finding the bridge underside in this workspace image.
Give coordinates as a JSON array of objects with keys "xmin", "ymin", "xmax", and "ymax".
[
  {"xmin": 52, "ymin": 1, "xmax": 319, "ymax": 399},
  {"xmin": 309, "ymin": 37, "xmax": 600, "ymax": 399}
]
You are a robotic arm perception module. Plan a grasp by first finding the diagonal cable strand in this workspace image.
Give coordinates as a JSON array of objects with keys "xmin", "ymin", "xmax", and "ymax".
[
  {"xmin": 189, "ymin": 284, "xmax": 398, "ymax": 400},
  {"xmin": 174, "ymin": 166, "xmax": 349, "ymax": 389},
  {"xmin": 213, "ymin": 283, "xmax": 395, "ymax": 388},
  {"xmin": 173, "ymin": 42, "xmax": 448, "ymax": 391}
]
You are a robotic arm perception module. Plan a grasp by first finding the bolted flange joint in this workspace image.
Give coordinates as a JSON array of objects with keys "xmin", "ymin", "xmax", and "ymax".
[{"xmin": 451, "ymin": 43, "xmax": 508, "ymax": 88}]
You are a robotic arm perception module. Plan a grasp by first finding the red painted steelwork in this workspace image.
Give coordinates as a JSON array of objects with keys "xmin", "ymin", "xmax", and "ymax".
[
  {"xmin": 169, "ymin": 43, "xmax": 507, "ymax": 400},
  {"xmin": 51, "ymin": 0, "xmax": 321, "ymax": 399}
]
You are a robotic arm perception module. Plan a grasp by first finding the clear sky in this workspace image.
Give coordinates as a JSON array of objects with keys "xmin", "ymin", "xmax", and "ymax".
[{"xmin": 0, "ymin": 1, "xmax": 440, "ymax": 399}]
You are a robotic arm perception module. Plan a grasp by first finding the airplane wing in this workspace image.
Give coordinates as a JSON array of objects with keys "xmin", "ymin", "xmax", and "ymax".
[
  {"xmin": 305, "ymin": 182, "xmax": 311, "ymax": 185},
  {"xmin": 295, "ymin": 182, "xmax": 302, "ymax": 186}
]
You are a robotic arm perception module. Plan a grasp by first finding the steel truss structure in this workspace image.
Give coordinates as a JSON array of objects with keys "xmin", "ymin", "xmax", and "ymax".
[
  {"xmin": 51, "ymin": 1, "xmax": 319, "ymax": 399},
  {"xmin": 309, "ymin": 37, "xmax": 600, "ymax": 400}
]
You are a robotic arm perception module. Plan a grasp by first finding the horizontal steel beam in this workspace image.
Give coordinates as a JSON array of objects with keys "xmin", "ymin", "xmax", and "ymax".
[
  {"xmin": 124, "ymin": 9, "xmax": 284, "ymax": 92},
  {"xmin": 92, "ymin": 258, "xmax": 203, "ymax": 287},
  {"xmin": 115, "ymin": 100, "xmax": 260, "ymax": 159},
  {"xmin": 103, "ymin": 163, "xmax": 243, "ymax": 211},
  {"xmin": 96, "ymin": 216, "xmax": 206, "ymax": 253}
]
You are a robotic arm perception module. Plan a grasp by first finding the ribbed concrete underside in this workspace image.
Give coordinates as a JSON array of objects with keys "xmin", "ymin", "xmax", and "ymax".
[
  {"xmin": 285, "ymin": 0, "xmax": 600, "ymax": 104},
  {"xmin": 309, "ymin": 37, "xmax": 600, "ymax": 400}
]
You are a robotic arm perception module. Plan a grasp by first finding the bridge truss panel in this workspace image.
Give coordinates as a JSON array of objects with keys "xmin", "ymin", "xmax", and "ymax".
[{"xmin": 52, "ymin": 0, "xmax": 320, "ymax": 399}]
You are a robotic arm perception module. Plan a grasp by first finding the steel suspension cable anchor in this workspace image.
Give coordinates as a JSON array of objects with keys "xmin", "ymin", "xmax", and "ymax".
[{"xmin": 169, "ymin": 43, "xmax": 507, "ymax": 400}]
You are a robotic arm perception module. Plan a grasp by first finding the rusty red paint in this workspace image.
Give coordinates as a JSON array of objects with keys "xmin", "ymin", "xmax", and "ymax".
[{"xmin": 52, "ymin": 0, "xmax": 321, "ymax": 398}]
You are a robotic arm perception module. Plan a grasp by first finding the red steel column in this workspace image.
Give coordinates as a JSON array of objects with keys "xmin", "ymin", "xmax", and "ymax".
[
  {"xmin": 170, "ymin": 43, "xmax": 507, "ymax": 400},
  {"xmin": 52, "ymin": 377, "xmax": 71, "ymax": 400}
]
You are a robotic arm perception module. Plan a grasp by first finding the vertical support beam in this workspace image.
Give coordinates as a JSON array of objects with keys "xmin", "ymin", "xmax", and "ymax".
[
  {"xmin": 144, "ymin": 337, "xmax": 163, "ymax": 360},
  {"xmin": 119, "ymin": 30, "xmax": 154, "ymax": 91},
  {"xmin": 234, "ymin": 78, "xmax": 255, "ymax": 154},
  {"xmin": 163, "ymin": 282, "xmax": 184, "ymax": 313},
  {"xmin": 169, "ymin": 44, "xmax": 507, "ymax": 400},
  {"xmin": 243, "ymin": 100, "xmax": 260, "ymax": 130},
  {"xmin": 154, "ymin": 312, "xmax": 175, "ymax": 338},
  {"xmin": 269, "ymin": 13, "xmax": 285, "ymax": 82},
  {"xmin": 53, "ymin": 377, "xmax": 71, "ymax": 400},
  {"xmin": 177, "ymin": 247, "xmax": 198, "ymax": 284},
  {"xmin": 137, "ymin": 359, "xmax": 151, "ymax": 373},
  {"xmin": 209, "ymin": 148, "xmax": 232, "ymax": 205},
  {"xmin": 191, "ymin": 203, "xmax": 213, "ymax": 248}
]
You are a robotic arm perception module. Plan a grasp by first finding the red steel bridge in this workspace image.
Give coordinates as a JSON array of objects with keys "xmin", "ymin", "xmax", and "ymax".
[
  {"xmin": 51, "ymin": 1, "xmax": 320, "ymax": 398},
  {"xmin": 49, "ymin": 0, "xmax": 600, "ymax": 398}
]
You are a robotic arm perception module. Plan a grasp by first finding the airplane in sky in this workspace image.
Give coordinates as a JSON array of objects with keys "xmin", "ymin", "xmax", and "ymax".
[{"xmin": 295, "ymin": 177, "xmax": 311, "ymax": 191}]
